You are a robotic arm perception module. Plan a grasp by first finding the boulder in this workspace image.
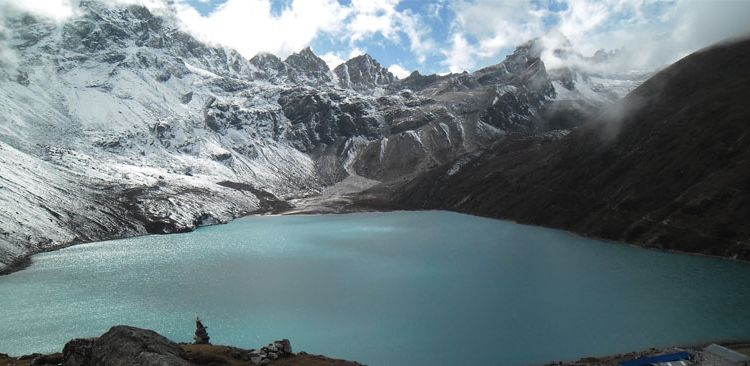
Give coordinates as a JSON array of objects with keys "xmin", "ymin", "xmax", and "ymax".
[
  {"xmin": 62, "ymin": 326, "xmax": 189, "ymax": 366},
  {"xmin": 62, "ymin": 338, "xmax": 94, "ymax": 366},
  {"xmin": 250, "ymin": 354, "xmax": 268, "ymax": 365},
  {"xmin": 274, "ymin": 339, "xmax": 293, "ymax": 354}
]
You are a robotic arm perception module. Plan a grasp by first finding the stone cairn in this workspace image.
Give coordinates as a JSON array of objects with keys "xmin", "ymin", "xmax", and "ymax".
[
  {"xmin": 193, "ymin": 317, "xmax": 210, "ymax": 345},
  {"xmin": 248, "ymin": 339, "xmax": 294, "ymax": 365}
]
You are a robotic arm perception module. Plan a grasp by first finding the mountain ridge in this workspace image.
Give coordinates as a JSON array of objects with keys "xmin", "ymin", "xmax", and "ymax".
[
  {"xmin": 0, "ymin": 0, "xmax": 644, "ymax": 273},
  {"xmin": 388, "ymin": 37, "xmax": 750, "ymax": 260}
]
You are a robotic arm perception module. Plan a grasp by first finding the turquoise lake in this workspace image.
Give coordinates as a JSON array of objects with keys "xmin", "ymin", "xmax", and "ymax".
[{"xmin": 1, "ymin": 211, "xmax": 749, "ymax": 365}]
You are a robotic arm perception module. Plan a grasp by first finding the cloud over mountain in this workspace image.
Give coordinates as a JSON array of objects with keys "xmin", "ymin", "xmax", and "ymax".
[{"xmin": 2, "ymin": 0, "xmax": 748, "ymax": 74}]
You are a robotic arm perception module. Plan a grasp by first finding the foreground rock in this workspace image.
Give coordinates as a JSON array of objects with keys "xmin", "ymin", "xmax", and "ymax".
[
  {"xmin": 3, "ymin": 332, "xmax": 747, "ymax": 366},
  {"xmin": 63, "ymin": 326, "xmax": 190, "ymax": 366},
  {"xmin": 0, "ymin": 325, "xmax": 360, "ymax": 366}
]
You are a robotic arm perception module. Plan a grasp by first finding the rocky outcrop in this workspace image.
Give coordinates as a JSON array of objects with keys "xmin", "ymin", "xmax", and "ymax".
[
  {"xmin": 284, "ymin": 47, "xmax": 333, "ymax": 84},
  {"xmin": 249, "ymin": 53, "xmax": 287, "ymax": 81},
  {"xmin": 0, "ymin": 325, "xmax": 360, "ymax": 366},
  {"xmin": 248, "ymin": 339, "xmax": 294, "ymax": 365},
  {"xmin": 334, "ymin": 54, "xmax": 395, "ymax": 91},
  {"xmin": 63, "ymin": 326, "xmax": 189, "ymax": 366}
]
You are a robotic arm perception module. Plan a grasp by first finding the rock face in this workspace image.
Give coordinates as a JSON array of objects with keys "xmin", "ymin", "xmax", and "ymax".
[
  {"xmin": 284, "ymin": 47, "xmax": 333, "ymax": 84},
  {"xmin": 0, "ymin": 0, "xmax": 642, "ymax": 272},
  {"xmin": 334, "ymin": 54, "xmax": 395, "ymax": 90},
  {"xmin": 62, "ymin": 326, "xmax": 189, "ymax": 366},
  {"xmin": 391, "ymin": 38, "xmax": 750, "ymax": 260}
]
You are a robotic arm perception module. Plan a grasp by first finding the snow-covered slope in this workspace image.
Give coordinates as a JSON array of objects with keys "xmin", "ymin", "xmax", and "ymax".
[{"xmin": 0, "ymin": 1, "xmax": 646, "ymax": 272}]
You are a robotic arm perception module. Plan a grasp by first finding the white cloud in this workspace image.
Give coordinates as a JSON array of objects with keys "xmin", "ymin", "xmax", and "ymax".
[
  {"xmin": 442, "ymin": 0, "xmax": 545, "ymax": 72},
  {"xmin": 0, "ymin": 0, "xmax": 78, "ymax": 21},
  {"xmin": 443, "ymin": 33, "xmax": 476, "ymax": 73},
  {"xmin": 344, "ymin": 0, "xmax": 435, "ymax": 64},
  {"xmin": 397, "ymin": 10, "xmax": 435, "ymax": 64},
  {"xmin": 319, "ymin": 47, "xmax": 368, "ymax": 70},
  {"xmin": 427, "ymin": 0, "xmax": 447, "ymax": 20},
  {"xmin": 443, "ymin": 0, "xmax": 750, "ymax": 73},
  {"xmin": 3, "ymin": 0, "xmax": 748, "ymax": 77},
  {"xmin": 388, "ymin": 64, "xmax": 410, "ymax": 78},
  {"xmin": 169, "ymin": 0, "xmax": 436, "ymax": 64},
  {"xmin": 346, "ymin": 0, "xmax": 400, "ymax": 42},
  {"xmin": 549, "ymin": 0, "xmax": 750, "ymax": 70},
  {"xmin": 174, "ymin": 0, "xmax": 349, "ymax": 58},
  {"xmin": 348, "ymin": 47, "xmax": 365, "ymax": 59},
  {"xmin": 320, "ymin": 52, "xmax": 345, "ymax": 70}
]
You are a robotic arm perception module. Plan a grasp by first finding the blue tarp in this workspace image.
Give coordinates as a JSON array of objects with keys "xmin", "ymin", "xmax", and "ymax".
[{"xmin": 618, "ymin": 352, "xmax": 691, "ymax": 366}]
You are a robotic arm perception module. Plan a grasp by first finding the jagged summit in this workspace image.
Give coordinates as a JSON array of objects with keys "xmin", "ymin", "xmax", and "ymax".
[
  {"xmin": 334, "ymin": 53, "xmax": 395, "ymax": 91},
  {"xmin": 473, "ymin": 38, "xmax": 550, "ymax": 88},
  {"xmin": 249, "ymin": 52, "xmax": 286, "ymax": 80},
  {"xmin": 284, "ymin": 47, "xmax": 332, "ymax": 84}
]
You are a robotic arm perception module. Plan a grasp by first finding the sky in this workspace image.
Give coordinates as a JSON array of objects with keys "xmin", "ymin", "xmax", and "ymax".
[{"xmin": 2, "ymin": 0, "xmax": 750, "ymax": 77}]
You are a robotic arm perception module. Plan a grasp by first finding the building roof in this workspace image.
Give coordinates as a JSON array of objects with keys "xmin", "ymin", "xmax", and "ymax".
[{"xmin": 704, "ymin": 344, "xmax": 750, "ymax": 363}]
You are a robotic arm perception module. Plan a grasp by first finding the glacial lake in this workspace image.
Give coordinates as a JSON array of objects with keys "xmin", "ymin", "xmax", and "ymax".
[{"xmin": 1, "ymin": 211, "xmax": 750, "ymax": 365}]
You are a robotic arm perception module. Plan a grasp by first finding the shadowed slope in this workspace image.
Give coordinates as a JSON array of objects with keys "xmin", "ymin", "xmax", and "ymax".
[{"xmin": 394, "ymin": 38, "xmax": 750, "ymax": 259}]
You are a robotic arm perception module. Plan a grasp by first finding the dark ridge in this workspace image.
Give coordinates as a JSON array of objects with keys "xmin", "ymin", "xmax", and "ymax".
[{"xmin": 391, "ymin": 37, "xmax": 750, "ymax": 260}]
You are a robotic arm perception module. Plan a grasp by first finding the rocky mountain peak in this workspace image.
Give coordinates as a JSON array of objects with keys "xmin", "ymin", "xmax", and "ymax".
[
  {"xmin": 473, "ymin": 38, "xmax": 551, "ymax": 92},
  {"xmin": 334, "ymin": 53, "xmax": 395, "ymax": 91},
  {"xmin": 284, "ymin": 47, "xmax": 332, "ymax": 84},
  {"xmin": 249, "ymin": 52, "xmax": 287, "ymax": 79}
]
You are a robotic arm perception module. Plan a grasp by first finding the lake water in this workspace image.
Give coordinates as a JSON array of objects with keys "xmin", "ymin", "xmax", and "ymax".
[{"xmin": 1, "ymin": 211, "xmax": 749, "ymax": 365}]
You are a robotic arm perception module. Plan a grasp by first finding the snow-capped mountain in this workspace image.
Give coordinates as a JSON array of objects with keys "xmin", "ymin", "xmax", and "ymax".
[
  {"xmin": 0, "ymin": 1, "xmax": 645, "ymax": 272},
  {"xmin": 334, "ymin": 54, "xmax": 395, "ymax": 91}
]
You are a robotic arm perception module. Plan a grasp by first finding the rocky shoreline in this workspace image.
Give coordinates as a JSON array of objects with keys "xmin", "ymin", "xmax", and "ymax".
[
  {"xmin": 0, "ymin": 325, "xmax": 361, "ymax": 366},
  {"xmin": 2, "ymin": 325, "xmax": 747, "ymax": 366},
  {"xmin": 0, "ymin": 180, "xmax": 306, "ymax": 277},
  {"xmin": 541, "ymin": 341, "xmax": 750, "ymax": 366},
  {"xmin": 3, "ymin": 184, "xmax": 748, "ymax": 278}
]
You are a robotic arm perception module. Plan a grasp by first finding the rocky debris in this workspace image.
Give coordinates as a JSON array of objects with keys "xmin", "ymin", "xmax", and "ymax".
[
  {"xmin": 193, "ymin": 317, "xmax": 210, "ymax": 345},
  {"xmin": 62, "ymin": 325, "xmax": 189, "ymax": 366},
  {"xmin": 247, "ymin": 339, "xmax": 295, "ymax": 365}
]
